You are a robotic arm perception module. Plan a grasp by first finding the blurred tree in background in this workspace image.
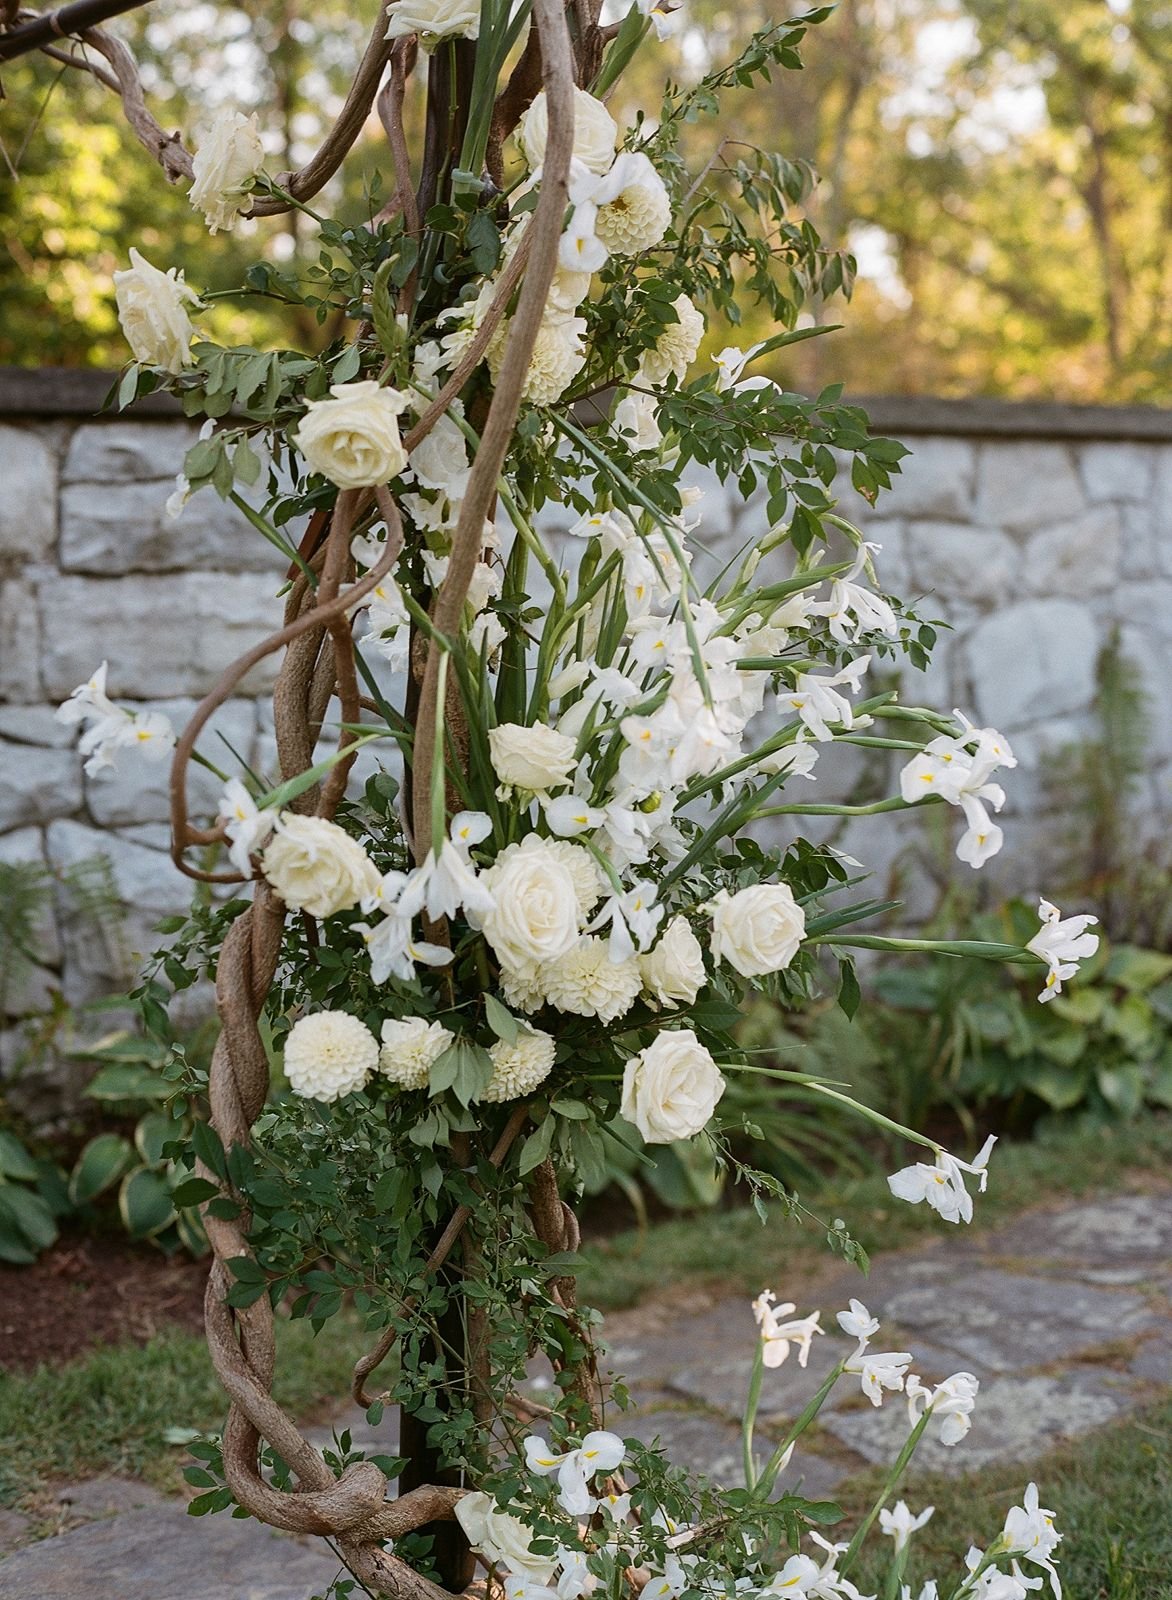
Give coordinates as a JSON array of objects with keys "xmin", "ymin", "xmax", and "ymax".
[{"xmin": 2, "ymin": 0, "xmax": 1169, "ymax": 399}]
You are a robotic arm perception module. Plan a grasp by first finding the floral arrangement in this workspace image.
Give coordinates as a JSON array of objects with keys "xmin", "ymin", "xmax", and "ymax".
[{"xmin": 33, "ymin": 0, "xmax": 1099, "ymax": 1594}]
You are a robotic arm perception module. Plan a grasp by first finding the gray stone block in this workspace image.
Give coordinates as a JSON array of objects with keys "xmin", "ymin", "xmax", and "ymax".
[
  {"xmin": 62, "ymin": 420, "xmax": 192, "ymax": 484},
  {"xmin": 974, "ymin": 441, "xmax": 1085, "ymax": 535},
  {"xmin": 0, "ymin": 576, "xmax": 42, "ymax": 702},
  {"xmin": 965, "ymin": 599, "xmax": 1098, "ymax": 729},
  {"xmin": 60, "ymin": 479, "xmax": 284, "ymax": 575},
  {"xmin": 39, "ymin": 572, "xmax": 283, "ymax": 699},
  {"xmin": 1078, "ymin": 441, "xmax": 1156, "ymax": 504},
  {"xmin": 0, "ymin": 424, "xmax": 57, "ymax": 561},
  {"xmin": 0, "ymin": 741, "xmax": 82, "ymax": 831},
  {"xmin": 1023, "ymin": 506, "xmax": 1120, "ymax": 596},
  {"xmin": 986, "ymin": 1193, "xmax": 1172, "ymax": 1269},
  {"xmin": 907, "ymin": 521, "xmax": 1018, "ymax": 604},
  {"xmin": 874, "ymin": 436, "xmax": 975, "ymax": 521},
  {"xmin": 85, "ymin": 697, "xmax": 256, "ymax": 827},
  {"xmin": 0, "ymin": 704, "xmax": 74, "ymax": 747}
]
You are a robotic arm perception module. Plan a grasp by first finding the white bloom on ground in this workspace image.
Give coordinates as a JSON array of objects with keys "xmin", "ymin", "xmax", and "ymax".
[
  {"xmin": 888, "ymin": 1135, "xmax": 996, "ymax": 1225},
  {"xmin": 354, "ymin": 870, "xmax": 455, "ymax": 984},
  {"xmin": 880, "ymin": 1502, "xmax": 934, "ymax": 1554},
  {"xmin": 377, "ymin": 1016, "xmax": 453, "ymax": 1090},
  {"xmin": 544, "ymin": 794, "xmax": 607, "ymax": 837},
  {"xmin": 518, "ymin": 86, "xmax": 618, "ymax": 174},
  {"xmin": 836, "ymin": 1298, "xmax": 880, "ymax": 1349},
  {"xmin": 621, "ymin": 1028, "xmax": 726, "ymax": 1143},
  {"xmin": 640, "ymin": 293, "xmax": 705, "ymax": 384},
  {"xmin": 709, "ymin": 883, "xmax": 806, "ymax": 978},
  {"xmin": 398, "ymin": 811, "xmax": 496, "ymax": 922},
  {"xmin": 593, "ymin": 151, "xmax": 672, "ymax": 255},
  {"xmin": 490, "ymin": 721, "xmax": 577, "ymax": 792},
  {"xmin": 640, "ymin": 915, "xmax": 705, "ymax": 1006},
  {"xmin": 1002, "ymin": 1483, "xmax": 1062, "ymax": 1597},
  {"xmin": 283, "ymin": 1012, "xmax": 378, "ymax": 1102},
  {"xmin": 296, "ymin": 380, "xmax": 411, "ymax": 489},
  {"xmin": 1026, "ymin": 898, "xmax": 1100, "ymax": 1003},
  {"xmin": 57, "ymin": 662, "xmax": 177, "ymax": 776},
  {"xmin": 524, "ymin": 1430, "xmax": 625, "ymax": 1516},
  {"xmin": 845, "ymin": 1349, "xmax": 913, "ymax": 1406},
  {"xmin": 780, "ymin": 657, "xmax": 871, "ymax": 742},
  {"xmin": 480, "ymin": 835, "xmax": 583, "ymax": 976},
  {"xmin": 261, "ymin": 814, "xmax": 381, "ymax": 918},
  {"xmin": 590, "ymin": 881, "xmax": 664, "ymax": 961},
  {"xmin": 809, "ymin": 543, "xmax": 899, "ymax": 644},
  {"xmin": 455, "ymin": 1493, "xmax": 557, "ymax": 1582},
  {"xmin": 906, "ymin": 1371, "xmax": 980, "ymax": 1445},
  {"xmin": 543, "ymin": 936, "xmax": 642, "ymax": 1022},
  {"xmin": 217, "ymin": 778, "xmax": 277, "ymax": 876},
  {"xmin": 188, "ymin": 109, "xmax": 265, "ymax": 233},
  {"xmin": 113, "ymin": 249, "xmax": 202, "ymax": 373},
  {"xmin": 752, "ymin": 1291, "xmax": 824, "ymax": 1369},
  {"xmin": 482, "ymin": 1027, "xmax": 557, "ymax": 1102},
  {"xmin": 385, "ymin": 0, "xmax": 479, "ymax": 47}
]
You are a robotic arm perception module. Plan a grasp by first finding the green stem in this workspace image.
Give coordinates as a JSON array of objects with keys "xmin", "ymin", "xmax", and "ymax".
[
  {"xmin": 839, "ymin": 1412, "xmax": 932, "ymax": 1575},
  {"xmin": 742, "ymin": 1338, "xmax": 765, "ymax": 1491},
  {"xmin": 752, "ymin": 1360, "xmax": 846, "ymax": 1501}
]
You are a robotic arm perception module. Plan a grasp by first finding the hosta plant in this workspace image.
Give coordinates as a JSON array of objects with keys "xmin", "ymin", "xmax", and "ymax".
[{"xmin": 16, "ymin": 0, "xmax": 1097, "ymax": 1593}]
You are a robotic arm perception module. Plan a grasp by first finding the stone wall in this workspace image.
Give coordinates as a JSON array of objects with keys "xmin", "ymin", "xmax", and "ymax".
[{"xmin": 2, "ymin": 371, "xmax": 1170, "ymax": 1077}]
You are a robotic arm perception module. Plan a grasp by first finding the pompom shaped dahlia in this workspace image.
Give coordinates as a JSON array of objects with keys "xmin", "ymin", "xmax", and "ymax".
[
  {"xmin": 541, "ymin": 935, "xmax": 641, "ymax": 1023},
  {"xmin": 488, "ymin": 315, "xmax": 588, "ymax": 408},
  {"xmin": 499, "ymin": 964, "xmax": 547, "ymax": 1014},
  {"xmin": 283, "ymin": 1012, "xmax": 378, "ymax": 1103},
  {"xmin": 595, "ymin": 155, "xmax": 672, "ymax": 256},
  {"xmin": 641, "ymin": 293, "xmax": 705, "ymax": 385},
  {"xmin": 545, "ymin": 839, "xmax": 606, "ymax": 920},
  {"xmin": 481, "ymin": 1027, "xmax": 557, "ymax": 1102},
  {"xmin": 379, "ymin": 1016, "xmax": 454, "ymax": 1089}
]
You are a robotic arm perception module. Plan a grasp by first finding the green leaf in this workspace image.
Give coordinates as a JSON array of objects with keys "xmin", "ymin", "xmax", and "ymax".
[
  {"xmin": 333, "ymin": 344, "xmax": 362, "ymax": 382},
  {"xmin": 192, "ymin": 1120, "xmax": 227, "ymax": 1180},
  {"xmin": 837, "ymin": 957, "xmax": 861, "ymax": 1021},
  {"xmin": 118, "ymin": 363, "xmax": 141, "ymax": 410},
  {"xmin": 518, "ymin": 1115, "xmax": 555, "ymax": 1176},
  {"xmin": 226, "ymin": 1255, "xmax": 267, "ymax": 1284},
  {"xmin": 0, "ymin": 1130, "xmax": 39, "ymax": 1182},
  {"xmin": 170, "ymin": 1176, "xmax": 221, "ymax": 1208},
  {"xmin": 120, "ymin": 1167, "xmax": 177, "ymax": 1238},
  {"xmin": 69, "ymin": 1132, "xmax": 135, "ymax": 1206},
  {"xmin": 484, "ymin": 995, "xmax": 519, "ymax": 1044},
  {"xmin": 85, "ymin": 1061, "xmax": 170, "ymax": 1102},
  {"xmin": 135, "ymin": 1112, "xmax": 175, "ymax": 1166},
  {"xmin": 0, "ymin": 1183, "xmax": 58, "ymax": 1254}
]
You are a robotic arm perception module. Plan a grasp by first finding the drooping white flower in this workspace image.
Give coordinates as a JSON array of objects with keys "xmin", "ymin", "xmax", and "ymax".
[
  {"xmin": 780, "ymin": 657, "xmax": 871, "ymax": 742},
  {"xmin": 845, "ymin": 1348, "xmax": 913, "ymax": 1406},
  {"xmin": 906, "ymin": 1370, "xmax": 980, "ymax": 1445},
  {"xmin": 188, "ymin": 109, "xmax": 265, "ymax": 233},
  {"xmin": 296, "ymin": 380, "xmax": 411, "ymax": 490},
  {"xmin": 57, "ymin": 662, "xmax": 177, "ymax": 777},
  {"xmin": 555, "ymin": 1546, "xmax": 597, "ymax": 1600},
  {"xmin": 559, "ymin": 183, "xmax": 609, "ymax": 275},
  {"xmin": 712, "ymin": 343, "xmax": 764, "ymax": 391},
  {"xmin": 808, "ymin": 544, "xmax": 899, "ymax": 644},
  {"xmin": 899, "ymin": 712, "xmax": 1016, "ymax": 869},
  {"xmin": 1026, "ymin": 899, "xmax": 1100, "ymax": 1003},
  {"xmin": 489, "ymin": 721, "xmax": 577, "ymax": 793},
  {"xmin": 482, "ymin": 1027, "xmax": 557, "ymax": 1102},
  {"xmin": 543, "ymin": 936, "xmax": 642, "ymax": 1023},
  {"xmin": 455, "ymin": 1493, "xmax": 557, "ymax": 1581},
  {"xmin": 1002, "ymin": 1483, "xmax": 1062, "ymax": 1597},
  {"xmin": 836, "ymin": 1299, "xmax": 880, "ymax": 1349},
  {"xmin": 354, "ymin": 870, "xmax": 455, "ymax": 984},
  {"xmin": 752, "ymin": 1291, "xmax": 823, "ymax": 1369},
  {"xmin": 217, "ymin": 778, "xmax": 277, "ymax": 876},
  {"xmin": 880, "ymin": 1502, "xmax": 934, "ymax": 1554},
  {"xmin": 113, "ymin": 249, "xmax": 202, "ymax": 373},
  {"xmin": 261, "ymin": 814, "xmax": 381, "ymax": 918},
  {"xmin": 887, "ymin": 1135, "xmax": 996, "ymax": 1225},
  {"xmin": 589, "ymin": 880, "xmax": 664, "ymax": 961},
  {"xmin": 621, "ymin": 1028, "xmax": 725, "ymax": 1143},
  {"xmin": 518, "ymin": 87, "xmax": 618, "ymax": 175},
  {"xmin": 378, "ymin": 1016, "xmax": 454, "ymax": 1090},
  {"xmin": 385, "ymin": 0, "xmax": 480, "ymax": 49},
  {"xmin": 709, "ymin": 884, "xmax": 806, "ymax": 978},
  {"xmin": 398, "ymin": 811, "xmax": 496, "ymax": 923},
  {"xmin": 283, "ymin": 1012, "xmax": 378, "ymax": 1102}
]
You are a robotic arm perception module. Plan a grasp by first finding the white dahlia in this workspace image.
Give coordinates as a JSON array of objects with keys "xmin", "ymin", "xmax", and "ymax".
[
  {"xmin": 542, "ymin": 936, "xmax": 641, "ymax": 1023},
  {"xmin": 545, "ymin": 839, "xmax": 606, "ymax": 920},
  {"xmin": 641, "ymin": 293, "xmax": 705, "ymax": 385},
  {"xmin": 595, "ymin": 154, "xmax": 672, "ymax": 256},
  {"xmin": 283, "ymin": 1012, "xmax": 378, "ymax": 1103},
  {"xmin": 378, "ymin": 1016, "xmax": 454, "ymax": 1090},
  {"xmin": 481, "ymin": 1028, "xmax": 557, "ymax": 1102}
]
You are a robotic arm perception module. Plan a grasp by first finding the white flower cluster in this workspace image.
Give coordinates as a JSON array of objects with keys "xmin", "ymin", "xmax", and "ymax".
[
  {"xmin": 56, "ymin": 662, "xmax": 175, "ymax": 776},
  {"xmin": 899, "ymin": 712, "xmax": 1016, "ymax": 869}
]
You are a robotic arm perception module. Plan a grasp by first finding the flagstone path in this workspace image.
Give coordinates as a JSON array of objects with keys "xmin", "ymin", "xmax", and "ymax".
[{"xmin": 2, "ymin": 1189, "xmax": 1169, "ymax": 1599}]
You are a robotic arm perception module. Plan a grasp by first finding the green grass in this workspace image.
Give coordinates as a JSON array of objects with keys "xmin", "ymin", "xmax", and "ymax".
[
  {"xmin": 0, "ymin": 1312, "xmax": 371, "ymax": 1510},
  {"xmin": 840, "ymin": 1393, "xmax": 1172, "ymax": 1600},
  {"xmin": 576, "ymin": 1114, "xmax": 1172, "ymax": 1310}
]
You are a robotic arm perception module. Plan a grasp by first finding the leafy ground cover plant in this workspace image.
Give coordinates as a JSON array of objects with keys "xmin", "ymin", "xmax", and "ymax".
[{"xmin": 10, "ymin": 0, "xmax": 1100, "ymax": 1592}]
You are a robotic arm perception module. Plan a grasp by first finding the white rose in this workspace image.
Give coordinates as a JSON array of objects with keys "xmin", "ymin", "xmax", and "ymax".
[
  {"xmin": 188, "ymin": 109, "xmax": 265, "ymax": 234},
  {"xmin": 709, "ymin": 883, "xmax": 805, "ymax": 978},
  {"xmin": 480, "ymin": 836, "xmax": 581, "ymax": 975},
  {"xmin": 261, "ymin": 813, "xmax": 381, "ymax": 918},
  {"xmin": 455, "ymin": 1493, "xmax": 556, "ymax": 1581},
  {"xmin": 620, "ymin": 1028, "xmax": 725, "ymax": 1144},
  {"xmin": 296, "ymin": 380, "xmax": 411, "ymax": 490},
  {"xmin": 385, "ymin": 0, "xmax": 480, "ymax": 46},
  {"xmin": 283, "ymin": 1012, "xmax": 378, "ymax": 1103},
  {"xmin": 640, "ymin": 916, "xmax": 705, "ymax": 1006},
  {"xmin": 489, "ymin": 721, "xmax": 577, "ymax": 792},
  {"xmin": 518, "ymin": 87, "xmax": 617, "ymax": 174},
  {"xmin": 113, "ymin": 248, "xmax": 202, "ymax": 374}
]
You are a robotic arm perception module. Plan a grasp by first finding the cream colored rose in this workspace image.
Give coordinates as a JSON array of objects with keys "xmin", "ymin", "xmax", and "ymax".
[
  {"xmin": 709, "ymin": 883, "xmax": 805, "ymax": 977},
  {"xmin": 640, "ymin": 915, "xmax": 705, "ymax": 1007},
  {"xmin": 480, "ymin": 836, "xmax": 581, "ymax": 975},
  {"xmin": 489, "ymin": 721, "xmax": 577, "ymax": 792},
  {"xmin": 296, "ymin": 380, "xmax": 411, "ymax": 490},
  {"xmin": 188, "ymin": 110, "xmax": 265, "ymax": 234},
  {"xmin": 113, "ymin": 248, "xmax": 202, "ymax": 374},
  {"xmin": 518, "ymin": 87, "xmax": 617, "ymax": 174},
  {"xmin": 385, "ymin": 0, "xmax": 479, "ymax": 47},
  {"xmin": 620, "ymin": 1028, "xmax": 725, "ymax": 1144},
  {"xmin": 261, "ymin": 813, "xmax": 381, "ymax": 918},
  {"xmin": 455, "ymin": 1493, "xmax": 556, "ymax": 1581}
]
